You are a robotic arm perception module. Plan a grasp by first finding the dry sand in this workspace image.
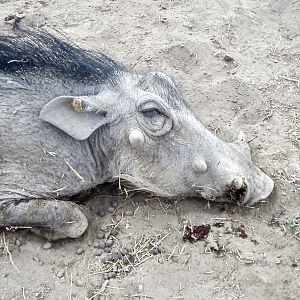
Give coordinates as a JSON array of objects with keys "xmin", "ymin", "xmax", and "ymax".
[{"xmin": 0, "ymin": 0, "xmax": 299, "ymax": 299}]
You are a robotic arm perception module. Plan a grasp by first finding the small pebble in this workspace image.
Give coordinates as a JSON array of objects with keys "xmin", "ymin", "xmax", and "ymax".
[
  {"xmin": 225, "ymin": 227, "xmax": 233, "ymax": 234},
  {"xmin": 104, "ymin": 247, "xmax": 111, "ymax": 253},
  {"xmin": 123, "ymin": 254, "xmax": 135, "ymax": 265},
  {"xmin": 101, "ymin": 257, "xmax": 107, "ymax": 263},
  {"xmin": 110, "ymin": 200, "xmax": 118, "ymax": 208},
  {"xmin": 119, "ymin": 248, "xmax": 128, "ymax": 256},
  {"xmin": 97, "ymin": 240, "xmax": 106, "ymax": 249},
  {"xmin": 107, "ymin": 206, "xmax": 115, "ymax": 213},
  {"xmin": 150, "ymin": 248, "xmax": 159, "ymax": 255},
  {"xmin": 87, "ymin": 239, "xmax": 93, "ymax": 246},
  {"xmin": 112, "ymin": 252, "xmax": 121, "ymax": 262},
  {"xmin": 125, "ymin": 210, "xmax": 134, "ymax": 216},
  {"xmin": 150, "ymin": 245, "xmax": 162, "ymax": 255},
  {"xmin": 124, "ymin": 245, "xmax": 133, "ymax": 253},
  {"xmin": 103, "ymin": 274, "xmax": 109, "ymax": 280},
  {"xmin": 223, "ymin": 54, "xmax": 234, "ymax": 62},
  {"xmin": 122, "ymin": 256, "xmax": 130, "ymax": 265},
  {"xmin": 56, "ymin": 269, "xmax": 65, "ymax": 279},
  {"xmin": 138, "ymin": 285, "xmax": 144, "ymax": 293},
  {"xmin": 94, "ymin": 249, "xmax": 103, "ymax": 256},
  {"xmin": 42, "ymin": 241, "xmax": 53, "ymax": 250},
  {"xmin": 15, "ymin": 239, "xmax": 22, "ymax": 247},
  {"xmin": 87, "ymin": 277, "xmax": 104, "ymax": 290},
  {"xmin": 94, "ymin": 241, "xmax": 101, "ymax": 248},
  {"xmin": 291, "ymin": 261, "xmax": 298, "ymax": 267},
  {"xmin": 33, "ymin": 256, "xmax": 40, "ymax": 262},
  {"xmin": 105, "ymin": 239, "xmax": 114, "ymax": 247},
  {"xmin": 106, "ymin": 254, "xmax": 113, "ymax": 261},
  {"xmin": 96, "ymin": 208, "xmax": 105, "ymax": 217},
  {"xmin": 73, "ymin": 278, "xmax": 84, "ymax": 287},
  {"xmin": 110, "ymin": 228, "xmax": 119, "ymax": 236},
  {"xmin": 100, "ymin": 225, "xmax": 107, "ymax": 232},
  {"xmin": 76, "ymin": 248, "xmax": 85, "ymax": 255},
  {"xmin": 124, "ymin": 266, "xmax": 130, "ymax": 272},
  {"xmin": 108, "ymin": 272, "xmax": 116, "ymax": 279},
  {"xmin": 97, "ymin": 232, "xmax": 105, "ymax": 239},
  {"xmin": 128, "ymin": 254, "xmax": 135, "ymax": 263}
]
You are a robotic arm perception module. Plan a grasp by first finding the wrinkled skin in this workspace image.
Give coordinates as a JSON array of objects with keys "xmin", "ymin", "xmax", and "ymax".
[{"xmin": 0, "ymin": 24, "xmax": 274, "ymax": 240}]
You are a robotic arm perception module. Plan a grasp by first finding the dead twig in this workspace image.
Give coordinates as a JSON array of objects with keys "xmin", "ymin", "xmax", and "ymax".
[
  {"xmin": 64, "ymin": 159, "xmax": 84, "ymax": 182},
  {"xmin": 2, "ymin": 232, "xmax": 20, "ymax": 274}
]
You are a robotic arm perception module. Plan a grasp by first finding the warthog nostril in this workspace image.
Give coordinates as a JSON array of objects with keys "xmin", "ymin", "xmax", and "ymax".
[{"xmin": 224, "ymin": 178, "xmax": 248, "ymax": 203}]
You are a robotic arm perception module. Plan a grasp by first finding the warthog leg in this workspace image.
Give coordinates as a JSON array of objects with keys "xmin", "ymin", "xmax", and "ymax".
[{"xmin": 0, "ymin": 199, "xmax": 88, "ymax": 240}]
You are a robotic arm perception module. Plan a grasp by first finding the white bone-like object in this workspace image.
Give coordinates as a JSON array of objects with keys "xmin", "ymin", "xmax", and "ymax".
[
  {"xmin": 233, "ymin": 177, "xmax": 244, "ymax": 189},
  {"xmin": 238, "ymin": 131, "xmax": 246, "ymax": 142}
]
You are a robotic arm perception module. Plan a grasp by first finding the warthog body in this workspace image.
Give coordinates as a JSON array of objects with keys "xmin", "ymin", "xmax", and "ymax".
[{"xmin": 0, "ymin": 24, "xmax": 274, "ymax": 240}]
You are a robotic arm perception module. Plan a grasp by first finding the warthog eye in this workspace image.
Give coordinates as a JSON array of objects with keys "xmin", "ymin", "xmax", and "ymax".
[
  {"xmin": 137, "ymin": 95, "xmax": 173, "ymax": 137},
  {"xmin": 142, "ymin": 108, "xmax": 161, "ymax": 119}
]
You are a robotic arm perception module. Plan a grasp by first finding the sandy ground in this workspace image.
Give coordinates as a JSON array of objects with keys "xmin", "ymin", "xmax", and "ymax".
[{"xmin": 0, "ymin": 0, "xmax": 300, "ymax": 299}]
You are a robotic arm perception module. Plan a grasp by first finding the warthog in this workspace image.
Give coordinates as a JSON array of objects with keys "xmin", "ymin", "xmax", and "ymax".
[{"xmin": 0, "ymin": 23, "xmax": 274, "ymax": 240}]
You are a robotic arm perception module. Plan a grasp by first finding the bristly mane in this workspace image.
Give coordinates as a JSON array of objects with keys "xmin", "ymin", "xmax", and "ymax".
[{"xmin": 0, "ymin": 24, "xmax": 126, "ymax": 84}]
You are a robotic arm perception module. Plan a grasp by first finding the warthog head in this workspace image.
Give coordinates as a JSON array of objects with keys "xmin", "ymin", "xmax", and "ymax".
[{"xmin": 41, "ymin": 70, "xmax": 274, "ymax": 205}]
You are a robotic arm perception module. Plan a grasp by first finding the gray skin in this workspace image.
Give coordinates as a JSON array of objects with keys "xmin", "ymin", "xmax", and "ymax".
[{"xmin": 0, "ymin": 25, "xmax": 274, "ymax": 240}]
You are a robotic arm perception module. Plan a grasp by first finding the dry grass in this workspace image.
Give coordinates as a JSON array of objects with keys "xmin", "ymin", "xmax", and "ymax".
[
  {"xmin": 89, "ymin": 232, "xmax": 170, "ymax": 279},
  {"xmin": 287, "ymin": 214, "xmax": 300, "ymax": 241}
]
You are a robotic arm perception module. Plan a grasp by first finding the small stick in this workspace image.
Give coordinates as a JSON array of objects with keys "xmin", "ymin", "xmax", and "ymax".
[
  {"xmin": 105, "ymin": 218, "xmax": 124, "ymax": 240},
  {"xmin": 69, "ymin": 273, "xmax": 73, "ymax": 300},
  {"xmin": 138, "ymin": 232, "xmax": 171, "ymax": 261},
  {"xmin": 133, "ymin": 255, "xmax": 154, "ymax": 267},
  {"xmin": 280, "ymin": 76, "xmax": 300, "ymax": 87},
  {"xmin": 64, "ymin": 159, "xmax": 84, "ymax": 182},
  {"xmin": 87, "ymin": 280, "xmax": 109, "ymax": 300},
  {"xmin": 41, "ymin": 147, "xmax": 57, "ymax": 157},
  {"xmin": 2, "ymin": 232, "xmax": 20, "ymax": 274},
  {"xmin": 289, "ymin": 230, "xmax": 300, "ymax": 241},
  {"xmin": 7, "ymin": 226, "xmax": 32, "ymax": 230},
  {"xmin": 167, "ymin": 244, "xmax": 179, "ymax": 261},
  {"xmin": 131, "ymin": 55, "xmax": 143, "ymax": 68},
  {"xmin": 279, "ymin": 203, "xmax": 293, "ymax": 212},
  {"xmin": 130, "ymin": 295, "xmax": 153, "ymax": 299},
  {"xmin": 125, "ymin": 254, "xmax": 138, "ymax": 272},
  {"xmin": 247, "ymin": 135, "xmax": 258, "ymax": 143}
]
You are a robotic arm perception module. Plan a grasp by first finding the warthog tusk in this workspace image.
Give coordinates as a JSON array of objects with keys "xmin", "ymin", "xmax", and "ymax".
[{"xmin": 233, "ymin": 177, "xmax": 244, "ymax": 189}]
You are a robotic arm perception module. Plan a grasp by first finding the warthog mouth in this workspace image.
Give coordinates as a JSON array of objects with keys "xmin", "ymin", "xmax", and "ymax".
[
  {"xmin": 223, "ymin": 179, "xmax": 249, "ymax": 204},
  {"xmin": 194, "ymin": 177, "xmax": 250, "ymax": 204}
]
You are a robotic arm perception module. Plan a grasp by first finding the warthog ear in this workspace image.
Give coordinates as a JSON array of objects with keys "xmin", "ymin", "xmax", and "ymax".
[{"xmin": 40, "ymin": 95, "xmax": 111, "ymax": 140}]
